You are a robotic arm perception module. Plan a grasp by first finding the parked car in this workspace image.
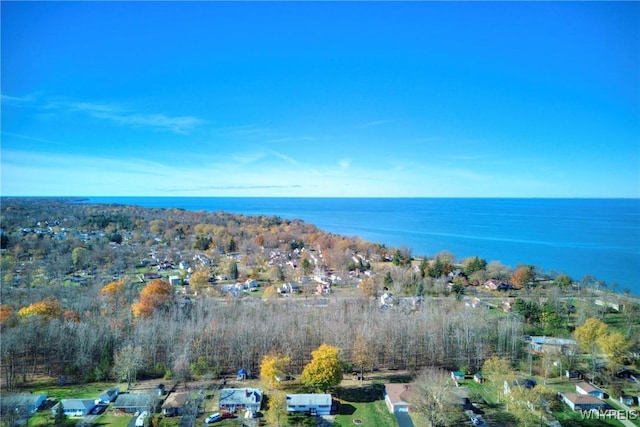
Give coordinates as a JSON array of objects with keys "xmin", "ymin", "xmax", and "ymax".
[
  {"xmin": 205, "ymin": 413, "xmax": 222, "ymax": 423},
  {"xmin": 135, "ymin": 411, "xmax": 148, "ymax": 427}
]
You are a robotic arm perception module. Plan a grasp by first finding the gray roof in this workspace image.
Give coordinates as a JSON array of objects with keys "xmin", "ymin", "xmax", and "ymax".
[
  {"xmin": 55, "ymin": 399, "xmax": 95, "ymax": 411},
  {"xmin": 286, "ymin": 394, "xmax": 331, "ymax": 407},
  {"xmin": 219, "ymin": 388, "xmax": 262, "ymax": 406},
  {"xmin": 114, "ymin": 393, "xmax": 155, "ymax": 408},
  {"xmin": 0, "ymin": 394, "xmax": 47, "ymax": 411}
]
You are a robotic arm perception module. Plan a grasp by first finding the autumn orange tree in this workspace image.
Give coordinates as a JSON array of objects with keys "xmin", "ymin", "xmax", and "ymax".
[
  {"xmin": 510, "ymin": 265, "xmax": 535, "ymax": 288},
  {"xmin": 0, "ymin": 304, "xmax": 15, "ymax": 327},
  {"xmin": 260, "ymin": 353, "xmax": 291, "ymax": 389},
  {"xmin": 131, "ymin": 279, "xmax": 173, "ymax": 318},
  {"xmin": 301, "ymin": 344, "xmax": 343, "ymax": 392}
]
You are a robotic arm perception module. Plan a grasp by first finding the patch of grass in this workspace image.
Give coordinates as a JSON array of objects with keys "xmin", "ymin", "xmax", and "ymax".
[
  {"xmin": 554, "ymin": 407, "xmax": 622, "ymax": 427},
  {"xmin": 92, "ymin": 415, "xmax": 133, "ymax": 427},
  {"xmin": 333, "ymin": 399, "xmax": 397, "ymax": 427}
]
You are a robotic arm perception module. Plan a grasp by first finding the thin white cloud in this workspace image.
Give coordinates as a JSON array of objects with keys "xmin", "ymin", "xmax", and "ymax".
[
  {"xmin": 268, "ymin": 136, "xmax": 316, "ymax": 143},
  {"xmin": 1, "ymin": 93, "xmax": 34, "ymax": 104},
  {"xmin": 1, "ymin": 132, "xmax": 67, "ymax": 146},
  {"xmin": 270, "ymin": 150, "xmax": 298, "ymax": 165},
  {"xmin": 60, "ymin": 100, "xmax": 202, "ymax": 134},
  {"xmin": 6, "ymin": 94, "xmax": 202, "ymax": 134},
  {"xmin": 357, "ymin": 119, "xmax": 394, "ymax": 129},
  {"xmin": 339, "ymin": 159, "xmax": 351, "ymax": 169}
]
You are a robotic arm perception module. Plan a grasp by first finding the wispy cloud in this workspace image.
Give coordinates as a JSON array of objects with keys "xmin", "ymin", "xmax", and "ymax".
[
  {"xmin": 268, "ymin": 136, "xmax": 316, "ymax": 143},
  {"xmin": 58, "ymin": 100, "xmax": 202, "ymax": 134},
  {"xmin": 4, "ymin": 93, "xmax": 202, "ymax": 134},
  {"xmin": 339, "ymin": 159, "xmax": 351, "ymax": 169},
  {"xmin": 1, "ymin": 93, "xmax": 34, "ymax": 105},
  {"xmin": 356, "ymin": 119, "xmax": 394, "ymax": 129},
  {"xmin": 271, "ymin": 150, "xmax": 298, "ymax": 165},
  {"xmin": 1, "ymin": 132, "xmax": 66, "ymax": 146}
]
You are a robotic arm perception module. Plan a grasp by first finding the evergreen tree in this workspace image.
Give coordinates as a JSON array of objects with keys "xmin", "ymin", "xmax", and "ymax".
[{"xmin": 54, "ymin": 402, "xmax": 66, "ymax": 426}]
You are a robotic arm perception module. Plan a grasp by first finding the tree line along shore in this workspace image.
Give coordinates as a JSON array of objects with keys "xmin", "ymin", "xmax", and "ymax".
[{"xmin": 0, "ymin": 198, "xmax": 638, "ymax": 426}]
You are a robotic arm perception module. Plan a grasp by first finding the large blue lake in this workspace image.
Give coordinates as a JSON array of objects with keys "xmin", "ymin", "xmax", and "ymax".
[{"xmin": 88, "ymin": 197, "xmax": 640, "ymax": 295}]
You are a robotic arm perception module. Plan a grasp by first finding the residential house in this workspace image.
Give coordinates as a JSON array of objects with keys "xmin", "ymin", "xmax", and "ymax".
[
  {"xmin": 161, "ymin": 392, "xmax": 189, "ymax": 416},
  {"xmin": 384, "ymin": 383, "xmax": 413, "ymax": 413},
  {"xmin": 51, "ymin": 399, "xmax": 95, "ymax": 417},
  {"xmin": 0, "ymin": 394, "xmax": 47, "ymax": 415},
  {"xmin": 529, "ymin": 336, "xmax": 577, "ymax": 355},
  {"xmin": 560, "ymin": 393, "xmax": 607, "ymax": 411},
  {"xmin": 113, "ymin": 393, "xmax": 156, "ymax": 414},
  {"xmin": 473, "ymin": 373, "xmax": 485, "ymax": 384},
  {"xmin": 285, "ymin": 394, "xmax": 332, "ymax": 416},
  {"xmin": 218, "ymin": 388, "xmax": 262, "ymax": 413},
  {"xmin": 483, "ymin": 279, "xmax": 502, "ymax": 290},
  {"xmin": 576, "ymin": 382, "xmax": 609, "ymax": 400},
  {"xmin": 97, "ymin": 388, "xmax": 119, "ymax": 404},
  {"xmin": 451, "ymin": 371, "xmax": 465, "ymax": 381}
]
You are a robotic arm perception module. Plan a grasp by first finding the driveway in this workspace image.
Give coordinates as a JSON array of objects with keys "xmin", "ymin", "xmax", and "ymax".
[{"xmin": 395, "ymin": 411, "xmax": 415, "ymax": 427}]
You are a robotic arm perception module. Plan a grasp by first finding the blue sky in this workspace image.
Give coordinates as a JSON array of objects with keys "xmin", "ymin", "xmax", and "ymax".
[{"xmin": 2, "ymin": 1, "xmax": 639, "ymax": 197}]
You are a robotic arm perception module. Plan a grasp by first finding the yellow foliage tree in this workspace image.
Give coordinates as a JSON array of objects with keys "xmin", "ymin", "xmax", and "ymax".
[
  {"xmin": 189, "ymin": 270, "xmax": 210, "ymax": 294},
  {"xmin": 263, "ymin": 285, "xmax": 279, "ymax": 300},
  {"xmin": 100, "ymin": 280, "xmax": 124, "ymax": 297},
  {"xmin": 301, "ymin": 344, "xmax": 343, "ymax": 392},
  {"xmin": 597, "ymin": 331, "xmax": 632, "ymax": 368},
  {"xmin": 358, "ymin": 277, "xmax": 378, "ymax": 298},
  {"xmin": 260, "ymin": 353, "xmax": 291, "ymax": 389},
  {"xmin": 18, "ymin": 297, "xmax": 61, "ymax": 319},
  {"xmin": 263, "ymin": 389, "xmax": 287, "ymax": 427},
  {"xmin": 574, "ymin": 317, "xmax": 608, "ymax": 375},
  {"xmin": 481, "ymin": 356, "xmax": 515, "ymax": 403}
]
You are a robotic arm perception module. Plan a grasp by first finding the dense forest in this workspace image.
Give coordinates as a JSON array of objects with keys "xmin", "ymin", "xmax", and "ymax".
[{"xmin": 0, "ymin": 198, "xmax": 636, "ymax": 392}]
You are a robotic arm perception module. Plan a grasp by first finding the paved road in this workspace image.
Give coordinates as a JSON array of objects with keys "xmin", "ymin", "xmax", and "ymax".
[{"xmin": 395, "ymin": 411, "xmax": 415, "ymax": 427}]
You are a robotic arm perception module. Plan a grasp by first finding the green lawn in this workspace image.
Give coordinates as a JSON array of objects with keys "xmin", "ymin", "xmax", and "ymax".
[
  {"xmin": 333, "ymin": 399, "xmax": 397, "ymax": 427},
  {"xmin": 331, "ymin": 383, "xmax": 397, "ymax": 427}
]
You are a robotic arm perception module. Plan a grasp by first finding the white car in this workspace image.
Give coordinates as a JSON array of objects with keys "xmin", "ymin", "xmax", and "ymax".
[{"xmin": 205, "ymin": 413, "xmax": 222, "ymax": 423}]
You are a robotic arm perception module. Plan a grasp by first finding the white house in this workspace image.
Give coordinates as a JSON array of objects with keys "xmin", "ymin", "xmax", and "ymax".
[
  {"xmin": 219, "ymin": 388, "xmax": 262, "ymax": 413},
  {"xmin": 285, "ymin": 394, "xmax": 332, "ymax": 416},
  {"xmin": 384, "ymin": 383, "xmax": 413, "ymax": 413},
  {"xmin": 51, "ymin": 399, "xmax": 96, "ymax": 417},
  {"xmin": 560, "ymin": 392, "xmax": 607, "ymax": 411},
  {"xmin": 576, "ymin": 382, "xmax": 609, "ymax": 400}
]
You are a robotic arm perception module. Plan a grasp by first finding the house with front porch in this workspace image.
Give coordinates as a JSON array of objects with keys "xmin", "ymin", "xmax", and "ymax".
[{"xmin": 218, "ymin": 388, "xmax": 262, "ymax": 413}]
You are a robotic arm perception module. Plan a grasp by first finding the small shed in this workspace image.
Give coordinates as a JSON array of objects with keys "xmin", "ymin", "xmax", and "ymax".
[
  {"xmin": 237, "ymin": 369, "xmax": 248, "ymax": 380},
  {"xmin": 473, "ymin": 373, "xmax": 484, "ymax": 384}
]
